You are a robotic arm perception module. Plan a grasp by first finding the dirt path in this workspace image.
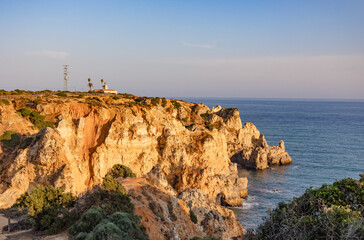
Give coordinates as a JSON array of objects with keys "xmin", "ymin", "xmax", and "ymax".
[
  {"xmin": 0, "ymin": 214, "xmax": 69, "ymax": 240},
  {"xmin": 0, "ymin": 214, "xmax": 32, "ymax": 240},
  {"xmin": 0, "ymin": 214, "xmax": 8, "ymax": 240}
]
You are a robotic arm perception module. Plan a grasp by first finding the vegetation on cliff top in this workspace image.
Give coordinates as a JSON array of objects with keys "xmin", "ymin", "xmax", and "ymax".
[{"xmin": 248, "ymin": 174, "xmax": 364, "ymax": 240}]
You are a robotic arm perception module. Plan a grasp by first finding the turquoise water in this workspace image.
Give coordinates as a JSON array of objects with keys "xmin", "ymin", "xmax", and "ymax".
[{"xmin": 182, "ymin": 98, "xmax": 364, "ymax": 229}]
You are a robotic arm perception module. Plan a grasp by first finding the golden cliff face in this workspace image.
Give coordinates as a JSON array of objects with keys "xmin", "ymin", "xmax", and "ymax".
[{"xmin": 0, "ymin": 94, "xmax": 291, "ymax": 210}]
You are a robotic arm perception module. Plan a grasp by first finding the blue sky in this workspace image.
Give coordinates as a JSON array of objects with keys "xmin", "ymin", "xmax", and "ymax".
[{"xmin": 1, "ymin": 0, "xmax": 364, "ymax": 98}]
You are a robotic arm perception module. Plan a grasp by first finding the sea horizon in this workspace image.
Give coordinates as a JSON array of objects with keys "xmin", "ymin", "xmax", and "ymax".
[{"xmin": 176, "ymin": 96, "xmax": 364, "ymax": 102}]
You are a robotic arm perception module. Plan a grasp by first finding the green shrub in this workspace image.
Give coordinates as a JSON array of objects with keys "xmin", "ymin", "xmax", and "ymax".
[
  {"xmin": 113, "ymin": 96, "xmax": 120, "ymax": 100},
  {"xmin": 200, "ymin": 113, "xmax": 209, "ymax": 118},
  {"xmin": 100, "ymin": 190, "xmax": 135, "ymax": 216},
  {"xmin": 69, "ymin": 208, "xmax": 107, "ymax": 235},
  {"xmin": 70, "ymin": 209, "xmax": 148, "ymax": 240},
  {"xmin": 109, "ymin": 212, "xmax": 148, "ymax": 239},
  {"xmin": 100, "ymin": 164, "xmax": 136, "ymax": 215},
  {"xmin": 2, "ymin": 99, "xmax": 10, "ymax": 105},
  {"xmin": 102, "ymin": 175, "xmax": 127, "ymax": 193},
  {"xmin": 21, "ymin": 107, "xmax": 32, "ymax": 117},
  {"xmin": 57, "ymin": 92, "xmax": 67, "ymax": 97},
  {"xmin": 29, "ymin": 111, "xmax": 54, "ymax": 129},
  {"xmin": 151, "ymin": 97, "xmax": 160, "ymax": 106},
  {"xmin": 69, "ymin": 191, "xmax": 148, "ymax": 239},
  {"xmin": 41, "ymin": 90, "xmax": 52, "ymax": 93},
  {"xmin": 122, "ymin": 93, "xmax": 134, "ymax": 99},
  {"xmin": 182, "ymin": 117, "xmax": 188, "ymax": 122},
  {"xmin": 252, "ymin": 175, "xmax": 364, "ymax": 239},
  {"xmin": 171, "ymin": 100, "xmax": 181, "ymax": 109},
  {"xmin": 20, "ymin": 137, "xmax": 33, "ymax": 149},
  {"xmin": 189, "ymin": 209, "xmax": 198, "ymax": 224},
  {"xmin": 106, "ymin": 164, "xmax": 136, "ymax": 179},
  {"xmin": 91, "ymin": 220, "xmax": 125, "ymax": 239},
  {"xmin": 161, "ymin": 98, "xmax": 167, "ymax": 107},
  {"xmin": 206, "ymin": 123, "xmax": 214, "ymax": 130},
  {"xmin": 0, "ymin": 131, "xmax": 20, "ymax": 148},
  {"xmin": 29, "ymin": 111, "xmax": 44, "ymax": 125},
  {"xmin": 33, "ymin": 98, "xmax": 42, "ymax": 104},
  {"xmin": 15, "ymin": 185, "xmax": 75, "ymax": 234}
]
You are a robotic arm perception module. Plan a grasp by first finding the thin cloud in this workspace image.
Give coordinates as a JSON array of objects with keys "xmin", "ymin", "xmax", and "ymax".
[
  {"xmin": 25, "ymin": 50, "xmax": 70, "ymax": 59},
  {"xmin": 180, "ymin": 40, "xmax": 215, "ymax": 49}
]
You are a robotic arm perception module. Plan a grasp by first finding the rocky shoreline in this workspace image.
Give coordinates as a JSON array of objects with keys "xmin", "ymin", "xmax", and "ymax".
[{"xmin": 0, "ymin": 93, "xmax": 292, "ymax": 239}]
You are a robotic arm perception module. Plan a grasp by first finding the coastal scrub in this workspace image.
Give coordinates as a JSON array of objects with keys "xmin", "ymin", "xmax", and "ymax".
[{"xmin": 250, "ymin": 174, "xmax": 364, "ymax": 239}]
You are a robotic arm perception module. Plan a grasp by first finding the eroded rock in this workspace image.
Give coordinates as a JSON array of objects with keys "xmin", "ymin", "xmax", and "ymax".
[{"xmin": 0, "ymin": 95, "xmax": 291, "ymax": 210}]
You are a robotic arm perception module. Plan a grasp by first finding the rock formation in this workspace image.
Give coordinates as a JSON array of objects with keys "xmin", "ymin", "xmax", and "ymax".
[
  {"xmin": 229, "ymin": 122, "xmax": 292, "ymax": 169},
  {"xmin": 121, "ymin": 178, "xmax": 245, "ymax": 240},
  {"xmin": 0, "ymin": 94, "xmax": 291, "ymax": 237}
]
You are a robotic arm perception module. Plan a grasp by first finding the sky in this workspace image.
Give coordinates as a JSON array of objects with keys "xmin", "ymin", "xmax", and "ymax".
[{"xmin": 0, "ymin": 0, "xmax": 364, "ymax": 99}]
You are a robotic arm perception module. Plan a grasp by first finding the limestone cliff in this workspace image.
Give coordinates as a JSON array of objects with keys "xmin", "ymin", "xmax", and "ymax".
[
  {"xmin": 120, "ymin": 178, "xmax": 245, "ymax": 240},
  {"xmin": 0, "ymin": 94, "xmax": 291, "ymax": 211}
]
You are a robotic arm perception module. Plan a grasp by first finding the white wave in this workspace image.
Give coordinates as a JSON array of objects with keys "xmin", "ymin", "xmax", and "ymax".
[
  {"xmin": 262, "ymin": 189, "xmax": 280, "ymax": 194},
  {"xmin": 247, "ymin": 195, "xmax": 256, "ymax": 201},
  {"xmin": 242, "ymin": 201, "xmax": 259, "ymax": 210}
]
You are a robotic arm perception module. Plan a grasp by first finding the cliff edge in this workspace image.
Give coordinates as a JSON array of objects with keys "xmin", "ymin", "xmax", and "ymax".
[{"xmin": 0, "ymin": 93, "xmax": 291, "ymax": 209}]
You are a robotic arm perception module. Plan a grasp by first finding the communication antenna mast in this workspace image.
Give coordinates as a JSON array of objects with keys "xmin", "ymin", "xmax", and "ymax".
[{"xmin": 63, "ymin": 65, "xmax": 69, "ymax": 91}]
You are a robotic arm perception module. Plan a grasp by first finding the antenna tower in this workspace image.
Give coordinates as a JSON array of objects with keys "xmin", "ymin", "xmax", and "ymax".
[{"xmin": 63, "ymin": 65, "xmax": 69, "ymax": 91}]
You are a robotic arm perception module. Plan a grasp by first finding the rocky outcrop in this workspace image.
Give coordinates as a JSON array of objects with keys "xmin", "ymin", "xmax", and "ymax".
[
  {"xmin": 121, "ymin": 178, "xmax": 244, "ymax": 240},
  {"xmin": 229, "ymin": 123, "xmax": 292, "ymax": 169},
  {"xmin": 178, "ymin": 188, "xmax": 245, "ymax": 239},
  {"xmin": 0, "ymin": 95, "xmax": 291, "ymax": 210}
]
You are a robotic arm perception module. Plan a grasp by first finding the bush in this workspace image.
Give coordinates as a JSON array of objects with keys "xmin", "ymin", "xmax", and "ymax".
[
  {"xmin": 100, "ymin": 164, "xmax": 136, "ymax": 215},
  {"xmin": 15, "ymin": 185, "xmax": 75, "ymax": 234},
  {"xmin": 29, "ymin": 111, "xmax": 54, "ymax": 129},
  {"xmin": 41, "ymin": 90, "xmax": 52, "ymax": 93},
  {"xmin": 69, "ymin": 208, "xmax": 107, "ymax": 235},
  {"xmin": 161, "ymin": 98, "xmax": 167, "ymax": 107},
  {"xmin": 189, "ymin": 210, "xmax": 197, "ymax": 224},
  {"xmin": 70, "ymin": 165, "xmax": 148, "ymax": 239},
  {"xmin": 252, "ymin": 175, "xmax": 364, "ymax": 239},
  {"xmin": 206, "ymin": 122, "xmax": 214, "ymax": 130},
  {"xmin": 20, "ymin": 137, "xmax": 33, "ymax": 149},
  {"xmin": 151, "ymin": 97, "xmax": 160, "ymax": 106},
  {"xmin": 2, "ymin": 99, "xmax": 10, "ymax": 105},
  {"xmin": 102, "ymin": 175, "xmax": 127, "ymax": 193},
  {"xmin": 21, "ymin": 108, "xmax": 32, "ymax": 117},
  {"xmin": 70, "ymin": 209, "xmax": 148, "ymax": 240},
  {"xmin": 29, "ymin": 111, "xmax": 44, "ymax": 125},
  {"xmin": 171, "ymin": 100, "xmax": 181, "ymax": 109},
  {"xmin": 0, "ymin": 131, "xmax": 20, "ymax": 148},
  {"xmin": 106, "ymin": 164, "xmax": 136, "ymax": 179},
  {"xmin": 113, "ymin": 96, "xmax": 120, "ymax": 100},
  {"xmin": 57, "ymin": 92, "xmax": 67, "ymax": 97},
  {"xmin": 182, "ymin": 118, "xmax": 188, "ymax": 122},
  {"xmin": 200, "ymin": 113, "xmax": 209, "ymax": 118}
]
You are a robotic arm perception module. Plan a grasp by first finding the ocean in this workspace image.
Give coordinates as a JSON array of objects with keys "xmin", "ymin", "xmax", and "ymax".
[{"xmin": 181, "ymin": 98, "xmax": 364, "ymax": 230}]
